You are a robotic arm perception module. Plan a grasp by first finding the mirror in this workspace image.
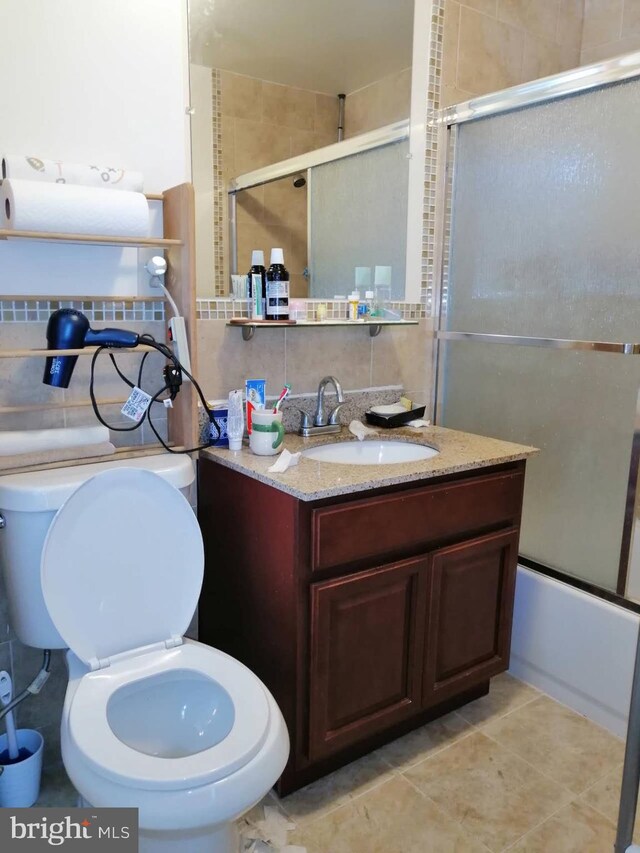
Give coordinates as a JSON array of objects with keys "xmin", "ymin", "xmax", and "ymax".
[{"xmin": 188, "ymin": 0, "xmax": 423, "ymax": 302}]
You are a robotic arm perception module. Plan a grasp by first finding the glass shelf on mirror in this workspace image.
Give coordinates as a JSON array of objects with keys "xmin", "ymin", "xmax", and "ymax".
[{"xmin": 226, "ymin": 318, "xmax": 418, "ymax": 341}]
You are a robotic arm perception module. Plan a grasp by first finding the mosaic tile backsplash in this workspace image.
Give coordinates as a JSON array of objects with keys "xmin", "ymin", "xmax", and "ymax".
[
  {"xmin": 195, "ymin": 298, "xmax": 423, "ymax": 321},
  {"xmin": 0, "ymin": 299, "xmax": 165, "ymax": 323},
  {"xmin": 0, "ymin": 297, "xmax": 423, "ymax": 324}
]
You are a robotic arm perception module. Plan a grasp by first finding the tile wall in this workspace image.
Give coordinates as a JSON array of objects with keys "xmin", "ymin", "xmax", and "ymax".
[
  {"xmin": 581, "ymin": 0, "xmax": 640, "ymax": 64},
  {"xmin": 344, "ymin": 67, "xmax": 413, "ymax": 137},
  {"xmin": 442, "ymin": 0, "xmax": 585, "ymax": 107},
  {"xmin": 217, "ymin": 69, "xmax": 339, "ymax": 297},
  {"xmin": 211, "ymin": 69, "xmax": 225, "ymax": 297},
  {"xmin": 196, "ymin": 319, "xmax": 433, "ymax": 408}
]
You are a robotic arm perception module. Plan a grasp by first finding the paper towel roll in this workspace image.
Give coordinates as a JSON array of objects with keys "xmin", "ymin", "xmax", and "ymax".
[
  {"xmin": 0, "ymin": 179, "xmax": 150, "ymax": 237},
  {"xmin": 1, "ymin": 155, "xmax": 143, "ymax": 192},
  {"xmin": 0, "ymin": 426, "xmax": 110, "ymax": 457}
]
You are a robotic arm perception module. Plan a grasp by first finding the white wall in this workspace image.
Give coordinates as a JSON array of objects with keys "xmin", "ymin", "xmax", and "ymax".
[
  {"xmin": 0, "ymin": 0, "xmax": 191, "ymax": 297},
  {"xmin": 190, "ymin": 64, "xmax": 215, "ymax": 297},
  {"xmin": 510, "ymin": 566, "xmax": 638, "ymax": 739}
]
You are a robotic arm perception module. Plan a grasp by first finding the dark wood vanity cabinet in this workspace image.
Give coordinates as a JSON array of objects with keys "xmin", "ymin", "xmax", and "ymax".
[
  {"xmin": 198, "ymin": 457, "xmax": 526, "ymax": 795},
  {"xmin": 309, "ymin": 555, "xmax": 427, "ymax": 761}
]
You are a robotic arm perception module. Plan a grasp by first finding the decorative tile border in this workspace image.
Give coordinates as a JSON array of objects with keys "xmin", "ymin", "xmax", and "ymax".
[
  {"xmin": 423, "ymin": 0, "xmax": 445, "ymax": 318},
  {"xmin": 0, "ymin": 296, "xmax": 421, "ymax": 324},
  {"xmin": 441, "ymin": 124, "xmax": 456, "ymax": 319},
  {"xmin": 211, "ymin": 68, "xmax": 225, "ymax": 297},
  {"xmin": 0, "ymin": 299, "xmax": 165, "ymax": 323},
  {"xmin": 196, "ymin": 298, "xmax": 422, "ymax": 322}
]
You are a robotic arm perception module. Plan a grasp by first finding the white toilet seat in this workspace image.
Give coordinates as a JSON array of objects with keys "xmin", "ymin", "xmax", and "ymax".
[
  {"xmin": 39, "ymin": 468, "xmax": 277, "ymax": 796},
  {"xmin": 67, "ymin": 642, "xmax": 271, "ymax": 791},
  {"xmin": 40, "ymin": 468, "xmax": 205, "ymax": 668}
]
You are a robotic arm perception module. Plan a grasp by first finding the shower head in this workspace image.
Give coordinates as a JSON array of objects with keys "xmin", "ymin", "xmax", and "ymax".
[{"xmin": 293, "ymin": 173, "xmax": 306, "ymax": 188}]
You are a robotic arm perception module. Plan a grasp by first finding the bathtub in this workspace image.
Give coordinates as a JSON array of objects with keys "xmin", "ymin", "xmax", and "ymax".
[{"xmin": 510, "ymin": 566, "xmax": 639, "ymax": 738}]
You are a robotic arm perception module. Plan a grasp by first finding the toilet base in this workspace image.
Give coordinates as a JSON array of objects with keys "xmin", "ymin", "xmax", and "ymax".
[
  {"xmin": 79, "ymin": 797, "xmax": 239, "ymax": 853},
  {"xmin": 139, "ymin": 823, "xmax": 239, "ymax": 853}
]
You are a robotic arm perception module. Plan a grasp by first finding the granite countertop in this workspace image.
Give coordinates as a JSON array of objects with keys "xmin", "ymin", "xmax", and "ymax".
[{"xmin": 200, "ymin": 425, "xmax": 538, "ymax": 502}]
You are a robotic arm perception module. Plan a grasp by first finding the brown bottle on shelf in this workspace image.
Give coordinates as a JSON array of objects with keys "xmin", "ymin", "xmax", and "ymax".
[{"xmin": 266, "ymin": 248, "xmax": 290, "ymax": 321}]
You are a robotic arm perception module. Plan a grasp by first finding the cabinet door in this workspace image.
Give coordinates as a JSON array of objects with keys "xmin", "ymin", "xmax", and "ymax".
[
  {"xmin": 309, "ymin": 556, "xmax": 427, "ymax": 761},
  {"xmin": 423, "ymin": 528, "xmax": 519, "ymax": 706}
]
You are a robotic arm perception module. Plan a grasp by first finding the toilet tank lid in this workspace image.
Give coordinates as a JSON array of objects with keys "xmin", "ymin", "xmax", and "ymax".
[{"xmin": 0, "ymin": 454, "xmax": 195, "ymax": 512}]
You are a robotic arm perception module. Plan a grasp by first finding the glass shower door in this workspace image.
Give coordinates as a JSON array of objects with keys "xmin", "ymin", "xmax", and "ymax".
[{"xmin": 437, "ymin": 74, "xmax": 640, "ymax": 594}]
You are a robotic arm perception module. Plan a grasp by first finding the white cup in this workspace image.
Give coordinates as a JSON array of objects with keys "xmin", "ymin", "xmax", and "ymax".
[{"xmin": 249, "ymin": 411, "xmax": 284, "ymax": 456}]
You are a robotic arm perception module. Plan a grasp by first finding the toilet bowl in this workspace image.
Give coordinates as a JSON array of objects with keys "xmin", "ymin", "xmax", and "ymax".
[{"xmin": 38, "ymin": 467, "xmax": 289, "ymax": 853}]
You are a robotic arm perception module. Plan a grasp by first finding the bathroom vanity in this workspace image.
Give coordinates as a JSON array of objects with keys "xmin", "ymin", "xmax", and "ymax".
[{"xmin": 198, "ymin": 427, "xmax": 537, "ymax": 794}]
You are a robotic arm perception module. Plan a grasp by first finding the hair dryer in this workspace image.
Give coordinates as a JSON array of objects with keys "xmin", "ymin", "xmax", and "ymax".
[{"xmin": 43, "ymin": 309, "xmax": 140, "ymax": 388}]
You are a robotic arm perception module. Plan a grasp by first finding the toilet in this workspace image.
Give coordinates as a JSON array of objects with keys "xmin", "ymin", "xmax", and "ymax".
[{"xmin": 0, "ymin": 457, "xmax": 289, "ymax": 853}]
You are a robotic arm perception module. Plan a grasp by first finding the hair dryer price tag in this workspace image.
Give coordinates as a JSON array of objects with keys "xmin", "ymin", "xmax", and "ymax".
[{"xmin": 121, "ymin": 387, "xmax": 152, "ymax": 422}]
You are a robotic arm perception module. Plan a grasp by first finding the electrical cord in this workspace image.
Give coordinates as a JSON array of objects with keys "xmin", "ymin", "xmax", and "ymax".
[{"xmin": 88, "ymin": 337, "xmax": 220, "ymax": 453}]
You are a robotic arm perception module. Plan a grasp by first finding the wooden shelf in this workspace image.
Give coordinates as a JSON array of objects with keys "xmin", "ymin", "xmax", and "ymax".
[
  {"xmin": 0, "ymin": 229, "xmax": 182, "ymax": 248},
  {"xmin": 0, "ymin": 182, "xmax": 199, "ymax": 460},
  {"xmin": 0, "ymin": 345, "xmax": 156, "ymax": 359},
  {"xmin": 227, "ymin": 318, "xmax": 419, "ymax": 341},
  {"xmin": 0, "ymin": 397, "xmax": 129, "ymax": 415}
]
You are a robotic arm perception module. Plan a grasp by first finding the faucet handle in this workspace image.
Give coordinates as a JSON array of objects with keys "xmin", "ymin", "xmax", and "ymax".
[
  {"xmin": 328, "ymin": 402, "xmax": 346, "ymax": 425},
  {"xmin": 294, "ymin": 407, "xmax": 312, "ymax": 430}
]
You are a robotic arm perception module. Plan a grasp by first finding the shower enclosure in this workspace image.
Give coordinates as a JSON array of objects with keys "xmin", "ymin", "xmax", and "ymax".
[{"xmin": 433, "ymin": 53, "xmax": 640, "ymax": 602}]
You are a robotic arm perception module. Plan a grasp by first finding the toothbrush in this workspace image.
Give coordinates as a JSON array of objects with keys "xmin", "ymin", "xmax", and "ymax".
[
  {"xmin": 273, "ymin": 383, "xmax": 291, "ymax": 413},
  {"xmin": 0, "ymin": 671, "xmax": 19, "ymax": 760}
]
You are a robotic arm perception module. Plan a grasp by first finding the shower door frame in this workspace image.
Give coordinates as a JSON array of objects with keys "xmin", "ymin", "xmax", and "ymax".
[{"xmin": 431, "ymin": 50, "xmax": 640, "ymax": 603}]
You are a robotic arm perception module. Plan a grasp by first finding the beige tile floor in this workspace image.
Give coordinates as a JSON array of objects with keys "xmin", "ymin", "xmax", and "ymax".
[
  {"xmin": 40, "ymin": 674, "xmax": 631, "ymax": 852},
  {"xmin": 269, "ymin": 674, "xmax": 628, "ymax": 853}
]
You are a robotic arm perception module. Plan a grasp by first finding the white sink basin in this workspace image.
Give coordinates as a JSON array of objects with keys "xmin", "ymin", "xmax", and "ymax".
[{"xmin": 302, "ymin": 440, "xmax": 439, "ymax": 466}]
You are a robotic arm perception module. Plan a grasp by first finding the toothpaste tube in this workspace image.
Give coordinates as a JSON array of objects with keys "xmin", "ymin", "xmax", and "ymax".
[{"xmin": 245, "ymin": 379, "xmax": 266, "ymax": 434}]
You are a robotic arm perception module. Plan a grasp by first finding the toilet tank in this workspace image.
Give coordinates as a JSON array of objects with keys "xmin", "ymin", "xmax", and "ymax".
[{"xmin": 0, "ymin": 455, "xmax": 195, "ymax": 649}]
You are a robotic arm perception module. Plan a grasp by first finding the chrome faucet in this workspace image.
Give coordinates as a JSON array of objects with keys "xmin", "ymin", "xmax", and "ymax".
[{"xmin": 298, "ymin": 376, "xmax": 345, "ymax": 437}]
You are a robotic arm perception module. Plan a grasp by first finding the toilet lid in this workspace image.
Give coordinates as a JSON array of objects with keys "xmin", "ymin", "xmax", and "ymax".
[{"xmin": 41, "ymin": 468, "xmax": 204, "ymax": 667}]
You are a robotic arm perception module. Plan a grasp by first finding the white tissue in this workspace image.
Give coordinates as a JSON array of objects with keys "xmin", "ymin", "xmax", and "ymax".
[
  {"xmin": 0, "ymin": 426, "xmax": 109, "ymax": 456},
  {"xmin": 1, "ymin": 154, "xmax": 143, "ymax": 192},
  {"xmin": 406, "ymin": 419, "xmax": 431, "ymax": 428},
  {"xmin": 0, "ymin": 179, "xmax": 150, "ymax": 236},
  {"xmin": 239, "ymin": 804, "xmax": 298, "ymax": 851},
  {"xmin": 348, "ymin": 420, "xmax": 378, "ymax": 441},
  {"xmin": 267, "ymin": 449, "xmax": 301, "ymax": 473}
]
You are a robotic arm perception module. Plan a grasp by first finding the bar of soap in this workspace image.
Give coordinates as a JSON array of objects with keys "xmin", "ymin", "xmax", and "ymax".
[{"xmin": 400, "ymin": 396, "xmax": 413, "ymax": 410}]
